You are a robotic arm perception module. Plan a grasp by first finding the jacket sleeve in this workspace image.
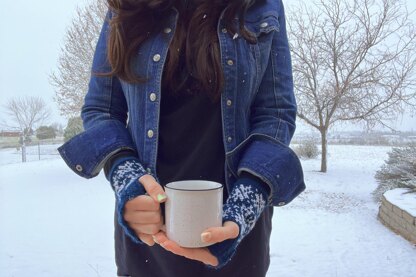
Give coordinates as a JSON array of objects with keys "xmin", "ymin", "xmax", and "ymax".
[
  {"xmin": 237, "ymin": 0, "xmax": 305, "ymax": 207},
  {"xmin": 58, "ymin": 11, "xmax": 146, "ymax": 180}
]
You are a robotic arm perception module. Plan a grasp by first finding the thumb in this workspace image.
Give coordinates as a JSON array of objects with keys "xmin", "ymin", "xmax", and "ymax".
[
  {"xmin": 201, "ymin": 221, "xmax": 239, "ymax": 244},
  {"xmin": 139, "ymin": 174, "xmax": 167, "ymax": 203}
]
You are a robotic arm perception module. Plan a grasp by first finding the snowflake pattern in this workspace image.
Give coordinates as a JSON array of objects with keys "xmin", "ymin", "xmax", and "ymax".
[
  {"xmin": 223, "ymin": 183, "xmax": 267, "ymax": 244},
  {"xmin": 110, "ymin": 159, "xmax": 146, "ymax": 196}
]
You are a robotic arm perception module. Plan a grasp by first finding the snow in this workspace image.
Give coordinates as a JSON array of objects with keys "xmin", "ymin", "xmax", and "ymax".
[
  {"xmin": 384, "ymin": 188, "xmax": 416, "ymax": 217},
  {"xmin": 1, "ymin": 144, "xmax": 415, "ymax": 276},
  {"xmin": 0, "ymin": 144, "xmax": 60, "ymax": 166}
]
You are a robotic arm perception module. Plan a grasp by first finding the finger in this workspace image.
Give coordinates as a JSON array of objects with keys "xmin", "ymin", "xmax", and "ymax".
[
  {"xmin": 152, "ymin": 231, "xmax": 169, "ymax": 245},
  {"xmin": 125, "ymin": 195, "xmax": 160, "ymax": 211},
  {"xmin": 138, "ymin": 233, "xmax": 155, "ymax": 246},
  {"xmin": 201, "ymin": 221, "xmax": 239, "ymax": 243},
  {"xmin": 153, "ymin": 232, "xmax": 218, "ymax": 267},
  {"xmin": 139, "ymin": 174, "xmax": 167, "ymax": 203},
  {"xmin": 124, "ymin": 210, "xmax": 162, "ymax": 225},
  {"xmin": 163, "ymin": 240, "xmax": 218, "ymax": 266},
  {"xmin": 130, "ymin": 223, "xmax": 162, "ymax": 235}
]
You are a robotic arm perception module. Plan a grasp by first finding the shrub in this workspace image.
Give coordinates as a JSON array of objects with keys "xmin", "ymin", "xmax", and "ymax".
[
  {"xmin": 373, "ymin": 145, "xmax": 416, "ymax": 202},
  {"xmin": 64, "ymin": 117, "xmax": 84, "ymax": 142},
  {"xmin": 36, "ymin": 126, "xmax": 57, "ymax": 140},
  {"xmin": 294, "ymin": 137, "xmax": 320, "ymax": 159}
]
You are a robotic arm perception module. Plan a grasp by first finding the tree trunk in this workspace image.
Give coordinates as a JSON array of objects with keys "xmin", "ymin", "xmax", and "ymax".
[
  {"xmin": 22, "ymin": 143, "xmax": 27, "ymax": 163},
  {"xmin": 320, "ymin": 128, "xmax": 327, "ymax": 172}
]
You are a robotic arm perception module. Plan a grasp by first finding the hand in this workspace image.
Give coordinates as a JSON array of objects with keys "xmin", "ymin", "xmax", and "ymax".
[
  {"xmin": 152, "ymin": 221, "xmax": 239, "ymax": 266},
  {"xmin": 123, "ymin": 174, "xmax": 167, "ymax": 246}
]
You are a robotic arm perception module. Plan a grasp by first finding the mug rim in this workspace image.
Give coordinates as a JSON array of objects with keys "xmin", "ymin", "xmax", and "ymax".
[{"xmin": 165, "ymin": 180, "xmax": 223, "ymax": 191}]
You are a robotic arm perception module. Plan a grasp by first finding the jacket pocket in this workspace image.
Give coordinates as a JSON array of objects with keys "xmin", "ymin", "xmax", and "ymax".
[{"xmin": 245, "ymin": 12, "xmax": 280, "ymax": 39}]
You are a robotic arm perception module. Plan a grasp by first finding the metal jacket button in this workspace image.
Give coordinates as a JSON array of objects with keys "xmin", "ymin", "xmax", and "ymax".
[
  {"xmin": 153, "ymin": 54, "xmax": 161, "ymax": 62},
  {"xmin": 227, "ymin": 59, "xmax": 234, "ymax": 66},
  {"xmin": 278, "ymin": 201, "xmax": 286, "ymax": 206},
  {"xmin": 227, "ymin": 136, "xmax": 232, "ymax": 142},
  {"xmin": 75, "ymin": 165, "xmax": 83, "ymax": 172},
  {"xmin": 260, "ymin": 22, "xmax": 269, "ymax": 28},
  {"xmin": 164, "ymin": 27, "xmax": 172, "ymax": 34},
  {"xmin": 222, "ymin": 28, "xmax": 227, "ymax": 33},
  {"xmin": 147, "ymin": 130, "xmax": 154, "ymax": 138},
  {"xmin": 226, "ymin": 99, "xmax": 232, "ymax": 106},
  {"xmin": 149, "ymin": 93, "xmax": 157, "ymax": 102}
]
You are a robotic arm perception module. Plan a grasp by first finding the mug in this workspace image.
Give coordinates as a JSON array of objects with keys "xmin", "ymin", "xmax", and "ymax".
[{"xmin": 164, "ymin": 180, "xmax": 223, "ymax": 248}]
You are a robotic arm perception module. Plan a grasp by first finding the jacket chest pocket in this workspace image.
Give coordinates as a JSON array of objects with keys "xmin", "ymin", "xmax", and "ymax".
[
  {"xmin": 245, "ymin": 13, "xmax": 280, "ymax": 81},
  {"xmin": 245, "ymin": 13, "xmax": 280, "ymax": 39}
]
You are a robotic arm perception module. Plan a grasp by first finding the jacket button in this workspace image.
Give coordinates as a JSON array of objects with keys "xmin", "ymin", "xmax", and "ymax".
[
  {"xmin": 226, "ymin": 99, "xmax": 232, "ymax": 106},
  {"xmin": 153, "ymin": 54, "xmax": 161, "ymax": 62},
  {"xmin": 278, "ymin": 201, "xmax": 286, "ymax": 206},
  {"xmin": 147, "ymin": 130, "xmax": 154, "ymax": 138},
  {"xmin": 227, "ymin": 136, "xmax": 232, "ymax": 143},
  {"xmin": 149, "ymin": 93, "xmax": 157, "ymax": 102},
  {"xmin": 227, "ymin": 59, "xmax": 234, "ymax": 66},
  {"xmin": 164, "ymin": 27, "xmax": 172, "ymax": 34},
  {"xmin": 75, "ymin": 164, "xmax": 83, "ymax": 172},
  {"xmin": 222, "ymin": 28, "xmax": 227, "ymax": 33},
  {"xmin": 260, "ymin": 22, "xmax": 269, "ymax": 28},
  {"xmin": 146, "ymin": 168, "xmax": 152, "ymax": 174}
]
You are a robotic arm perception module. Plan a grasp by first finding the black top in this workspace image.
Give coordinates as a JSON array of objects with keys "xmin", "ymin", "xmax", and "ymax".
[{"xmin": 156, "ymin": 86, "xmax": 226, "ymax": 192}]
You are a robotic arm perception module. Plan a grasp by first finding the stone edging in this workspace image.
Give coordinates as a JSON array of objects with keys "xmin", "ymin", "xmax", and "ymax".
[{"xmin": 378, "ymin": 195, "xmax": 416, "ymax": 244}]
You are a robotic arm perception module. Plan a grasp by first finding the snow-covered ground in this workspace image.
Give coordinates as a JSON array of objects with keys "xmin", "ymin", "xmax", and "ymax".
[
  {"xmin": 0, "ymin": 145, "xmax": 415, "ymax": 276},
  {"xmin": 0, "ymin": 144, "xmax": 60, "ymax": 166}
]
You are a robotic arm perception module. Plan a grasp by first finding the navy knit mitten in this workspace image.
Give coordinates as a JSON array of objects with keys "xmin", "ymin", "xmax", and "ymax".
[
  {"xmin": 207, "ymin": 175, "xmax": 269, "ymax": 268},
  {"xmin": 108, "ymin": 157, "xmax": 149, "ymax": 244}
]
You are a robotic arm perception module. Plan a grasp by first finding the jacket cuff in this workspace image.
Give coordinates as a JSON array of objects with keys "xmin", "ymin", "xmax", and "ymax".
[
  {"xmin": 237, "ymin": 138, "xmax": 305, "ymax": 206},
  {"xmin": 57, "ymin": 120, "xmax": 136, "ymax": 179}
]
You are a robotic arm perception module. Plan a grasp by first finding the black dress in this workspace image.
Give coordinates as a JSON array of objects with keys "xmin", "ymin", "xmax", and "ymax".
[{"xmin": 113, "ymin": 84, "xmax": 273, "ymax": 277}]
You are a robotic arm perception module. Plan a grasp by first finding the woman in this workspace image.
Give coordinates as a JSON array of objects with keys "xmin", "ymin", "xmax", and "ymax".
[{"xmin": 58, "ymin": 0, "xmax": 305, "ymax": 276}]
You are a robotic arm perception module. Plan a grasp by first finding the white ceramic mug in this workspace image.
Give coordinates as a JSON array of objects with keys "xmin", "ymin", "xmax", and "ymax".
[{"xmin": 164, "ymin": 180, "xmax": 223, "ymax": 248}]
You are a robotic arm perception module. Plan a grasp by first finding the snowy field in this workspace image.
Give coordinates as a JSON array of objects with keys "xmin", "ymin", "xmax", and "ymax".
[
  {"xmin": 0, "ymin": 144, "xmax": 60, "ymax": 166},
  {"xmin": 1, "ymin": 145, "xmax": 415, "ymax": 276}
]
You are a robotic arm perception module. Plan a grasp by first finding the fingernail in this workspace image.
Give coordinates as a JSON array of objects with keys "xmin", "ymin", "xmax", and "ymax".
[
  {"xmin": 157, "ymin": 194, "xmax": 167, "ymax": 202},
  {"xmin": 201, "ymin": 232, "xmax": 211, "ymax": 242},
  {"xmin": 152, "ymin": 235, "xmax": 159, "ymax": 244}
]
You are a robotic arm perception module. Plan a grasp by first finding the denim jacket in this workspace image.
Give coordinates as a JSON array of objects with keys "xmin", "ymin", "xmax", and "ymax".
[{"xmin": 58, "ymin": 0, "xmax": 305, "ymax": 207}]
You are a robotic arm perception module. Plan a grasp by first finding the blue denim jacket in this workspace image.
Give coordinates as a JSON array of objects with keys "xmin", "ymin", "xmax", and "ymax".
[{"xmin": 58, "ymin": 0, "xmax": 305, "ymax": 207}]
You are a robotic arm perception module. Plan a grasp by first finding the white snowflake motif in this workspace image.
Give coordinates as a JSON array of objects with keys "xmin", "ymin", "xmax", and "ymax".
[
  {"xmin": 223, "ymin": 183, "xmax": 267, "ymax": 243},
  {"xmin": 111, "ymin": 160, "xmax": 145, "ymax": 196}
]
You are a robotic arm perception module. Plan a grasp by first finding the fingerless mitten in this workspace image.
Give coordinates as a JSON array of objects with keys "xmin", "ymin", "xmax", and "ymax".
[
  {"xmin": 108, "ymin": 156, "xmax": 148, "ymax": 244},
  {"xmin": 208, "ymin": 173, "xmax": 269, "ymax": 268}
]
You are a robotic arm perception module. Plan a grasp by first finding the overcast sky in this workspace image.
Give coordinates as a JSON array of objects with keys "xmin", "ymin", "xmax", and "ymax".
[{"xmin": 0, "ymin": 0, "xmax": 415, "ymax": 131}]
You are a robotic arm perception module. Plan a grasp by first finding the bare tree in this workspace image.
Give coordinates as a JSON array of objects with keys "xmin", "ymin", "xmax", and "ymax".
[
  {"xmin": 3, "ymin": 96, "xmax": 51, "ymax": 162},
  {"xmin": 50, "ymin": 0, "xmax": 107, "ymax": 118},
  {"xmin": 287, "ymin": 0, "xmax": 416, "ymax": 172},
  {"xmin": 4, "ymin": 96, "xmax": 51, "ymax": 137}
]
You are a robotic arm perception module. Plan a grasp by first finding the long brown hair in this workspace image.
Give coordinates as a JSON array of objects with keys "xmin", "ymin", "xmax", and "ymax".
[{"xmin": 104, "ymin": 0, "xmax": 256, "ymax": 101}]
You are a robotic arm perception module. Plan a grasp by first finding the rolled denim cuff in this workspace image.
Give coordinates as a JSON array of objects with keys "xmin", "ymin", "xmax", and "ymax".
[
  {"xmin": 207, "ymin": 176, "xmax": 268, "ymax": 269},
  {"xmin": 58, "ymin": 120, "xmax": 136, "ymax": 179},
  {"xmin": 237, "ymin": 137, "xmax": 305, "ymax": 206}
]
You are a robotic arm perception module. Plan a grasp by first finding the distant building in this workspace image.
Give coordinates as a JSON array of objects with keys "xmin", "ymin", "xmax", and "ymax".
[{"xmin": 0, "ymin": 130, "xmax": 21, "ymax": 137}]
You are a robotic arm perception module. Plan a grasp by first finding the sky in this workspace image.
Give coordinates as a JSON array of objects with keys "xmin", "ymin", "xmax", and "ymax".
[{"xmin": 0, "ymin": 0, "xmax": 415, "ymax": 131}]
